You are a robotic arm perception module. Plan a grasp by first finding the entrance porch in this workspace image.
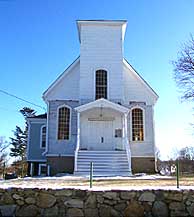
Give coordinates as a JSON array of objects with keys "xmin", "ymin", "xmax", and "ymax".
[{"xmin": 74, "ymin": 99, "xmax": 131, "ymax": 175}]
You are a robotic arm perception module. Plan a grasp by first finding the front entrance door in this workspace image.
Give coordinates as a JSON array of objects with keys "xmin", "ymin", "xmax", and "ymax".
[{"xmin": 88, "ymin": 120, "xmax": 113, "ymax": 150}]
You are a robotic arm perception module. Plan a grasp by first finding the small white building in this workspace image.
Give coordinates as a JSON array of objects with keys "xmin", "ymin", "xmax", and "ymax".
[{"xmin": 27, "ymin": 20, "xmax": 158, "ymax": 176}]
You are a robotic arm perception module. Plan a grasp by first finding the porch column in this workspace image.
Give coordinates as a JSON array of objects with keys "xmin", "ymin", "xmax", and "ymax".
[
  {"xmin": 123, "ymin": 113, "xmax": 131, "ymax": 173},
  {"xmin": 30, "ymin": 163, "xmax": 33, "ymax": 176},
  {"xmin": 74, "ymin": 112, "xmax": 80, "ymax": 172}
]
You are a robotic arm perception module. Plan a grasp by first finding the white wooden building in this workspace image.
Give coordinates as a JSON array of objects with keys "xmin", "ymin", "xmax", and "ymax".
[{"xmin": 27, "ymin": 20, "xmax": 158, "ymax": 176}]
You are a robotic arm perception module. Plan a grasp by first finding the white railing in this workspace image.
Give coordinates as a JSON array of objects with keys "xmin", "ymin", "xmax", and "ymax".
[
  {"xmin": 125, "ymin": 137, "xmax": 131, "ymax": 173},
  {"xmin": 74, "ymin": 112, "xmax": 80, "ymax": 172},
  {"xmin": 123, "ymin": 113, "xmax": 131, "ymax": 173}
]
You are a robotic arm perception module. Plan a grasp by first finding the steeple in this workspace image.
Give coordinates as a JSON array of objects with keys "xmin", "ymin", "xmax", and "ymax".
[{"xmin": 77, "ymin": 20, "xmax": 127, "ymax": 102}]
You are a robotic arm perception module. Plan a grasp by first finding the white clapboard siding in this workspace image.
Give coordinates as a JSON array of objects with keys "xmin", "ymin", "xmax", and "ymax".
[{"xmin": 79, "ymin": 23, "xmax": 124, "ymax": 101}]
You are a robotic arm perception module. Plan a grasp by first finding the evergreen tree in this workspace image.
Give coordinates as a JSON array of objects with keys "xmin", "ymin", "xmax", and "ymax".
[
  {"xmin": 20, "ymin": 107, "xmax": 36, "ymax": 118},
  {"xmin": 10, "ymin": 126, "xmax": 26, "ymax": 160},
  {"xmin": 9, "ymin": 107, "xmax": 36, "ymax": 176}
]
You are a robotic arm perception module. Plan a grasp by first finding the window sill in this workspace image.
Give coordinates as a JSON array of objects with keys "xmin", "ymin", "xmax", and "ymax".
[{"xmin": 130, "ymin": 141, "xmax": 145, "ymax": 144}]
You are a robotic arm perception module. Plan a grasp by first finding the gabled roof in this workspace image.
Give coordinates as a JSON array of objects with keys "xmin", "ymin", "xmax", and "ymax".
[
  {"xmin": 42, "ymin": 55, "xmax": 158, "ymax": 103},
  {"xmin": 27, "ymin": 113, "xmax": 47, "ymax": 119},
  {"xmin": 75, "ymin": 98, "xmax": 129, "ymax": 114},
  {"xmin": 42, "ymin": 57, "xmax": 80, "ymax": 100},
  {"xmin": 123, "ymin": 58, "xmax": 159, "ymax": 100}
]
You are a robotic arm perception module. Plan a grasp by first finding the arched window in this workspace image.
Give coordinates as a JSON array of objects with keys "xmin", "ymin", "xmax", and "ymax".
[
  {"xmin": 40, "ymin": 125, "xmax": 46, "ymax": 148},
  {"xmin": 58, "ymin": 106, "xmax": 70, "ymax": 140},
  {"xmin": 95, "ymin": 70, "xmax": 107, "ymax": 99},
  {"xmin": 132, "ymin": 108, "xmax": 144, "ymax": 141}
]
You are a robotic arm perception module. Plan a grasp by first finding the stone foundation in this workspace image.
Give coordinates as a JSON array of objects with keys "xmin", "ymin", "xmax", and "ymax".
[
  {"xmin": 0, "ymin": 188, "xmax": 193, "ymax": 217},
  {"xmin": 131, "ymin": 157, "xmax": 156, "ymax": 174},
  {"xmin": 47, "ymin": 156, "xmax": 74, "ymax": 175},
  {"xmin": 46, "ymin": 156, "xmax": 155, "ymax": 176}
]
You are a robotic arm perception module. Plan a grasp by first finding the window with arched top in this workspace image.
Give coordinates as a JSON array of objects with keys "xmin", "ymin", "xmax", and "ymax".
[
  {"xmin": 95, "ymin": 70, "xmax": 107, "ymax": 99},
  {"xmin": 40, "ymin": 125, "xmax": 46, "ymax": 148},
  {"xmin": 58, "ymin": 106, "xmax": 70, "ymax": 140},
  {"xmin": 132, "ymin": 108, "xmax": 144, "ymax": 141}
]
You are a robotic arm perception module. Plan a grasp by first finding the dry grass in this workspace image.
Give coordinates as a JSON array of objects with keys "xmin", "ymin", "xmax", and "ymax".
[{"xmin": 0, "ymin": 175, "xmax": 194, "ymax": 189}]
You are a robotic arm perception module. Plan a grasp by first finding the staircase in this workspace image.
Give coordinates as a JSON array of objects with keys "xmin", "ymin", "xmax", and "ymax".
[{"xmin": 75, "ymin": 150, "xmax": 131, "ymax": 176}]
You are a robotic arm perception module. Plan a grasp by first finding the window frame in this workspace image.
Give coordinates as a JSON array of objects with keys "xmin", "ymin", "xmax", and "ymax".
[
  {"xmin": 56, "ymin": 104, "xmax": 71, "ymax": 141},
  {"xmin": 40, "ymin": 125, "xmax": 46, "ymax": 149},
  {"xmin": 130, "ymin": 106, "xmax": 145, "ymax": 142},
  {"xmin": 38, "ymin": 163, "xmax": 48, "ymax": 176},
  {"xmin": 95, "ymin": 69, "xmax": 108, "ymax": 100}
]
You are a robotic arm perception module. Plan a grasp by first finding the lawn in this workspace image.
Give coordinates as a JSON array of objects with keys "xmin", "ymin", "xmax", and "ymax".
[{"xmin": 0, "ymin": 174, "xmax": 194, "ymax": 189}]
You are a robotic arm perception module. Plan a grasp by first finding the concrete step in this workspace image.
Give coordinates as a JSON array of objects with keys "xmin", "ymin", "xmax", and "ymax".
[
  {"xmin": 76, "ymin": 150, "xmax": 130, "ymax": 175},
  {"xmin": 78, "ymin": 165, "xmax": 129, "ymax": 169},
  {"xmin": 78, "ymin": 151, "xmax": 127, "ymax": 155},
  {"xmin": 78, "ymin": 158, "xmax": 127, "ymax": 161},
  {"xmin": 75, "ymin": 171, "xmax": 132, "ymax": 176},
  {"xmin": 77, "ymin": 161, "xmax": 128, "ymax": 165}
]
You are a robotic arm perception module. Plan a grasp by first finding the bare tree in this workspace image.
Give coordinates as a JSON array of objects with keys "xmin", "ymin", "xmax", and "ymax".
[
  {"xmin": 0, "ymin": 137, "xmax": 9, "ymax": 176},
  {"xmin": 179, "ymin": 146, "xmax": 194, "ymax": 160},
  {"xmin": 173, "ymin": 35, "xmax": 194, "ymax": 101}
]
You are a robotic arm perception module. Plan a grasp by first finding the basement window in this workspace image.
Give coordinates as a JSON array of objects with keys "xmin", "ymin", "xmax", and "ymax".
[{"xmin": 38, "ymin": 164, "xmax": 47, "ymax": 176}]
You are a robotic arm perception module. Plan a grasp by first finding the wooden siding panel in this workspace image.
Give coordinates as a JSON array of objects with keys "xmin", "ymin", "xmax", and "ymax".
[
  {"xmin": 27, "ymin": 122, "xmax": 47, "ymax": 161},
  {"xmin": 123, "ymin": 64, "xmax": 156, "ymax": 105},
  {"xmin": 80, "ymin": 25, "xmax": 124, "ymax": 101},
  {"xmin": 46, "ymin": 62, "xmax": 80, "ymax": 101},
  {"xmin": 47, "ymin": 100, "xmax": 79, "ymax": 155}
]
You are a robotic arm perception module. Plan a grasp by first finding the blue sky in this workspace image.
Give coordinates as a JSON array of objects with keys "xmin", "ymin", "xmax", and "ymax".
[{"xmin": 0, "ymin": 0, "xmax": 194, "ymax": 159}]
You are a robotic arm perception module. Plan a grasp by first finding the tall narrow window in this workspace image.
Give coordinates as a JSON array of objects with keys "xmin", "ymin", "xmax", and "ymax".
[
  {"xmin": 132, "ymin": 108, "xmax": 144, "ymax": 141},
  {"xmin": 95, "ymin": 70, "xmax": 107, "ymax": 99},
  {"xmin": 58, "ymin": 106, "xmax": 70, "ymax": 140},
  {"xmin": 40, "ymin": 126, "xmax": 46, "ymax": 148}
]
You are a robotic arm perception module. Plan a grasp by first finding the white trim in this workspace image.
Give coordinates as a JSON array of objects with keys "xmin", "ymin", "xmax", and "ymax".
[
  {"xmin": 47, "ymin": 165, "xmax": 50, "ymax": 176},
  {"xmin": 130, "ymin": 106, "xmax": 146, "ymax": 142},
  {"xmin": 77, "ymin": 20, "xmax": 127, "ymax": 43},
  {"xmin": 56, "ymin": 103, "xmax": 72, "ymax": 141},
  {"xmin": 27, "ymin": 159, "xmax": 46, "ymax": 162},
  {"xmin": 74, "ymin": 112, "xmax": 80, "ymax": 172},
  {"xmin": 123, "ymin": 113, "xmax": 131, "ymax": 172},
  {"xmin": 26, "ymin": 121, "xmax": 31, "ymax": 161},
  {"xmin": 40, "ymin": 125, "xmax": 46, "ymax": 149},
  {"xmin": 42, "ymin": 102, "xmax": 49, "ymax": 156},
  {"xmin": 38, "ymin": 163, "xmax": 47, "ymax": 176},
  {"xmin": 30, "ymin": 163, "xmax": 33, "ymax": 176},
  {"xmin": 75, "ymin": 98, "xmax": 129, "ymax": 114},
  {"xmin": 131, "ymin": 155, "xmax": 155, "ymax": 158},
  {"xmin": 93, "ymin": 68, "xmax": 109, "ymax": 100},
  {"xmin": 43, "ymin": 57, "xmax": 80, "ymax": 100},
  {"xmin": 46, "ymin": 102, "xmax": 49, "ymax": 153},
  {"xmin": 153, "ymin": 107, "xmax": 157, "ymax": 160},
  {"xmin": 27, "ymin": 119, "xmax": 47, "ymax": 123},
  {"xmin": 123, "ymin": 58, "xmax": 159, "ymax": 102},
  {"xmin": 46, "ymin": 154, "xmax": 74, "ymax": 157}
]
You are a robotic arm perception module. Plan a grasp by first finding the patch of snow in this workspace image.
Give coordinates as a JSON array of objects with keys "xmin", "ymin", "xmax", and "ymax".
[{"xmin": 21, "ymin": 174, "xmax": 174, "ymax": 181}]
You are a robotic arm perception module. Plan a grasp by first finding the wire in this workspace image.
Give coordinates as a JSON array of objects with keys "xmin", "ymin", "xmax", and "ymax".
[{"xmin": 0, "ymin": 89, "xmax": 46, "ymax": 112}]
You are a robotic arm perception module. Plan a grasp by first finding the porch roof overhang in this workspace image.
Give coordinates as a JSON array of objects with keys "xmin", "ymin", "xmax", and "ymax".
[{"xmin": 75, "ymin": 98, "xmax": 129, "ymax": 114}]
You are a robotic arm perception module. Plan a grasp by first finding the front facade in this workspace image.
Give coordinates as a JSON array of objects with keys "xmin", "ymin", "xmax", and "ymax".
[{"xmin": 27, "ymin": 20, "xmax": 158, "ymax": 176}]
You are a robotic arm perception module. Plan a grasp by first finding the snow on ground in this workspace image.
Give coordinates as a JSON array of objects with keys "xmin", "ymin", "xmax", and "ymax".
[
  {"xmin": 0, "ymin": 173, "xmax": 193, "ymax": 191},
  {"xmin": 21, "ymin": 173, "xmax": 174, "ymax": 180}
]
